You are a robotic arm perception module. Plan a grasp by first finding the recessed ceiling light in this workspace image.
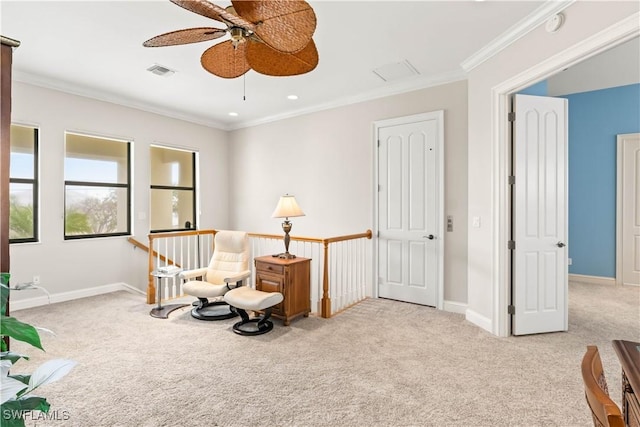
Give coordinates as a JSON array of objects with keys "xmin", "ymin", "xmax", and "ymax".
[
  {"xmin": 287, "ymin": 95, "xmax": 298, "ymax": 100},
  {"xmin": 228, "ymin": 112, "xmax": 238, "ymax": 117}
]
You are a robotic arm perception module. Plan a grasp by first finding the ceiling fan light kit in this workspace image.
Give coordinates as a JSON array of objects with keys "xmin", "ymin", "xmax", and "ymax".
[{"xmin": 143, "ymin": 0, "xmax": 319, "ymax": 79}]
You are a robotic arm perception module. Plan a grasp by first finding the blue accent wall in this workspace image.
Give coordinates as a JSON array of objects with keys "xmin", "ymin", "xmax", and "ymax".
[
  {"xmin": 518, "ymin": 80, "xmax": 548, "ymax": 96},
  {"xmin": 565, "ymin": 84, "xmax": 640, "ymax": 277}
]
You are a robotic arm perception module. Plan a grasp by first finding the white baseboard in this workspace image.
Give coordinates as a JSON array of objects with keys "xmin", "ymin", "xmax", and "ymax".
[
  {"xmin": 465, "ymin": 308, "xmax": 492, "ymax": 333},
  {"xmin": 444, "ymin": 300, "xmax": 467, "ymax": 315},
  {"xmin": 9, "ymin": 282, "xmax": 145, "ymax": 311},
  {"xmin": 569, "ymin": 274, "xmax": 616, "ymax": 287}
]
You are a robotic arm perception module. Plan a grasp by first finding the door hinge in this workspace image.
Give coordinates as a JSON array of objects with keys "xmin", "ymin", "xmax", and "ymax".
[
  {"xmin": 508, "ymin": 112, "xmax": 516, "ymax": 122},
  {"xmin": 377, "ymin": 139, "xmax": 380, "ymax": 147},
  {"xmin": 508, "ymin": 176, "xmax": 515, "ymax": 185},
  {"xmin": 508, "ymin": 305, "xmax": 515, "ymax": 315},
  {"xmin": 376, "ymin": 230, "xmax": 380, "ymax": 238},
  {"xmin": 378, "ymin": 184, "xmax": 382, "ymax": 192},
  {"xmin": 508, "ymin": 240, "xmax": 515, "ymax": 250}
]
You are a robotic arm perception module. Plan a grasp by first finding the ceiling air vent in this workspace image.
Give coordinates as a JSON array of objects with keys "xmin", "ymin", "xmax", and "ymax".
[{"xmin": 147, "ymin": 64, "xmax": 175, "ymax": 77}]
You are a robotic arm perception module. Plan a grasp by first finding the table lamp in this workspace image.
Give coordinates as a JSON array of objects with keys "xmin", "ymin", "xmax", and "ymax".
[{"xmin": 272, "ymin": 194, "xmax": 305, "ymax": 259}]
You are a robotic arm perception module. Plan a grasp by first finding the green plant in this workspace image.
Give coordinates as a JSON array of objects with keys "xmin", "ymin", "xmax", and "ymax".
[{"xmin": 0, "ymin": 274, "xmax": 76, "ymax": 427}]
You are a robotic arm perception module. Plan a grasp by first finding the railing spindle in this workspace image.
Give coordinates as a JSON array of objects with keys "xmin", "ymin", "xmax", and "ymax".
[{"xmin": 137, "ymin": 229, "xmax": 371, "ymax": 316}]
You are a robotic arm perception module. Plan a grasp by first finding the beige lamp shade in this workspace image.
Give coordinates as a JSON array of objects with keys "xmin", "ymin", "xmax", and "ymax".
[{"xmin": 272, "ymin": 195, "xmax": 305, "ymax": 218}]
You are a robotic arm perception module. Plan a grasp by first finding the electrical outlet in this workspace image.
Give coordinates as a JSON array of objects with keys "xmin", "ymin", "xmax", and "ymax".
[
  {"xmin": 33, "ymin": 275, "xmax": 40, "ymax": 285},
  {"xmin": 568, "ymin": 258, "xmax": 572, "ymax": 266}
]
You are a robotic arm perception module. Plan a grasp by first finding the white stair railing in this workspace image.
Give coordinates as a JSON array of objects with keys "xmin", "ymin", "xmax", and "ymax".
[
  {"xmin": 146, "ymin": 230, "xmax": 215, "ymax": 303},
  {"xmin": 143, "ymin": 229, "xmax": 372, "ymax": 317}
]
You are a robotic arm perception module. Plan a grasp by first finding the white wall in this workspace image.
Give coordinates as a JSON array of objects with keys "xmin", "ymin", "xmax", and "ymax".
[
  {"xmin": 548, "ymin": 36, "xmax": 640, "ymax": 96},
  {"xmin": 466, "ymin": 1, "xmax": 640, "ymax": 332},
  {"xmin": 8, "ymin": 78, "xmax": 469, "ymax": 308},
  {"xmin": 9, "ymin": 82, "xmax": 229, "ymax": 303},
  {"xmin": 228, "ymin": 80, "xmax": 469, "ymax": 304}
]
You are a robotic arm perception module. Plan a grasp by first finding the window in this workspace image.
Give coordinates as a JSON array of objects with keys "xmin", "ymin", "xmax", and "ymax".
[
  {"xmin": 64, "ymin": 132, "xmax": 130, "ymax": 239},
  {"xmin": 150, "ymin": 145, "xmax": 196, "ymax": 232},
  {"xmin": 9, "ymin": 124, "xmax": 39, "ymax": 243}
]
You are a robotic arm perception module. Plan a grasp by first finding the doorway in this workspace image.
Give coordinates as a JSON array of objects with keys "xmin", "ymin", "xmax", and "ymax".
[
  {"xmin": 374, "ymin": 111, "xmax": 444, "ymax": 309},
  {"xmin": 492, "ymin": 24, "xmax": 639, "ymax": 337}
]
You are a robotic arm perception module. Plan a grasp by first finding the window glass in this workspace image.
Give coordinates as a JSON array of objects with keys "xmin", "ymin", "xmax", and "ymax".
[
  {"xmin": 10, "ymin": 125, "xmax": 35, "ymax": 178},
  {"xmin": 150, "ymin": 145, "xmax": 196, "ymax": 232},
  {"xmin": 150, "ymin": 189, "xmax": 195, "ymax": 230},
  {"xmin": 9, "ymin": 124, "xmax": 38, "ymax": 243},
  {"xmin": 9, "ymin": 183, "xmax": 35, "ymax": 240},
  {"xmin": 65, "ymin": 133, "xmax": 128, "ymax": 184},
  {"xmin": 150, "ymin": 146, "xmax": 193, "ymax": 187},
  {"xmin": 64, "ymin": 132, "xmax": 130, "ymax": 239}
]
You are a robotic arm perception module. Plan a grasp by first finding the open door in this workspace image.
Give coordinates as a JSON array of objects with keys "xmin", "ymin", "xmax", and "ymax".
[
  {"xmin": 617, "ymin": 133, "xmax": 640, "ymax": 286},
  {"xmin": 512, "ymin": 94, "xmax": 568, "ymax": 335}
]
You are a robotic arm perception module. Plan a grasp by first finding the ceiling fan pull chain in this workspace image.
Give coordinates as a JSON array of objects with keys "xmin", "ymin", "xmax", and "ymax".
[{"xmin": 243, "ymin": 73, "xmax": 246, "ymax": 101}]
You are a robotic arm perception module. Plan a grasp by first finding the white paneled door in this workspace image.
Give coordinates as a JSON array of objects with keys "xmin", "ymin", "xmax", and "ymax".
[
  {"xmin": 618, "ymin": 133, "xmax": 640, "ymax": 286},
  {"xmin": 376, "ymin": 112, "xmax": 443, "ymax": 307},
  {"xmin": 512, "ymin": 94, "xmax": 568, "ymax": 335}
]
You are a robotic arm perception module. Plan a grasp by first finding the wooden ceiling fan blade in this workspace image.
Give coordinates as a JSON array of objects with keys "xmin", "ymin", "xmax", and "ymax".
[
  {"xmin": 201, "ymin": 40, "xmax": 250, "ymax": 79},
  {"xmin": 232, "ymin": 0, "xmax": 316, "ymax": 53},
  {"xmin": 246, "ymin": 39, "xmax": 318, "ymax": 77},
  {"xmin": 143, "ymin": 28, "xmax": 226, "ymax": 47},
  {"xmin": 171, "ymin": 0, "xmax": 255, "ymax": 31}
]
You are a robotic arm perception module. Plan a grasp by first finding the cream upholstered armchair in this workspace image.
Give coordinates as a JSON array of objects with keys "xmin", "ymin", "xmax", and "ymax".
[{"xmin": 180, "ymin": 230, "xmax": 250, "ymax": 320}]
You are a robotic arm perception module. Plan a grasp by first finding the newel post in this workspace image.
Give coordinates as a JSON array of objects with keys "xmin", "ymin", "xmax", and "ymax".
[
  {"xmin": 147, "ymin": 234, "xmax": 155, "ymax": 304},
  {"xmin": 321, "ymin": 240, "xmax": 331, "ymax": 318}
]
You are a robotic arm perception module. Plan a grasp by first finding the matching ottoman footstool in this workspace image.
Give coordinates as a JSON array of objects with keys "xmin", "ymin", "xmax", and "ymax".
[{"xmin": 223, "ymin": 286, "xmax": 284, "ymax": 336}]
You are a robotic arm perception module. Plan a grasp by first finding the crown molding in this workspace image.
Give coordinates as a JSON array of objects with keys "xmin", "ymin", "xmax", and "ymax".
[
  {"xmin": 493, "ymin": 11, "xmax": 640, "ymax": 95},
  {"xmin": 12, "ymin": 70, "xmax": 228, "ymax": 130},
  {"xmin": 461, "ymin": 0, "xmax": 576, "ymax": 72},
  {"xmin": 14, "ymin": 67, "xmax": 466, "ymax": 133},
  {"xmin": 229, "ymin": 69, "xmax": 467, "ymax": 131}
]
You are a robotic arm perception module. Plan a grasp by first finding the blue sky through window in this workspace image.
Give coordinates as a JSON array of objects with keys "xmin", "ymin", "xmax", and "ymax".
[
  {"xmin": 10, "ymin": 152, "xmax": 33, "ymax": 179},
  {"xmin": 65, "ymin": 158, "xmax": 118, "ymax": 182}
]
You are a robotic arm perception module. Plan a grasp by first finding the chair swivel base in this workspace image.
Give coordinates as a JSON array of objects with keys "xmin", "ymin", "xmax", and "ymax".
[
  {"xmin": 231, "ymin": 307, "xmax": 275, "ymax": 336},
  {"xmin": 190, "ymin": 298, "xmax": 237, "ymax": 321}
]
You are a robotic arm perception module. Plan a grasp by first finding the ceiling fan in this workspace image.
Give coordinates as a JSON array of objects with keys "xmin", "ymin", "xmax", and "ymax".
[{"xmin": 143, "ymin": 0, "xmax": 318, "ymax": 79}]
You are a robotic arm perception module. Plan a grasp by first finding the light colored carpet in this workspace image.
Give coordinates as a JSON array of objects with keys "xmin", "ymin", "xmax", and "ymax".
[{"xmin": 9, "ymin": 281, "xmax": 640, "ymax": 427}]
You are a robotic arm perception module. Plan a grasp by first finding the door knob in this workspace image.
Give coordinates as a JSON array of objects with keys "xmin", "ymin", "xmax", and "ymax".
[
  {"xmin": 556, "ymin": 242, "xmax": 566, "ymax": 248},
  {"xmin": 423, "ymin": 235, "xmax": 435, "ymax": 240}
]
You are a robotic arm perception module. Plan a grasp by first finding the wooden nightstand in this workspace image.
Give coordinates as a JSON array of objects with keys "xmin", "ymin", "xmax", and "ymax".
[{"xmin": 254, "ymin": 255, "xmax": 311, "ymax": 326}]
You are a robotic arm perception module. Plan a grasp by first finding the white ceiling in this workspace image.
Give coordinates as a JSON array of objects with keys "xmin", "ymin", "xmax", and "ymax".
[{"xmin": 1, "ymin": 0, "xmax": 561, "ymax": 130}]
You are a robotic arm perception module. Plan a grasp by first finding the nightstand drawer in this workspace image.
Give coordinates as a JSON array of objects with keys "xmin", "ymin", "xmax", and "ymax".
[
  {"xmin": 256, "ymin": 260, "xmax": 284, "ymax": 275},
  {"xmin": 255, "ymin": 273, "xmax": 284, "ymax": 316}
]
